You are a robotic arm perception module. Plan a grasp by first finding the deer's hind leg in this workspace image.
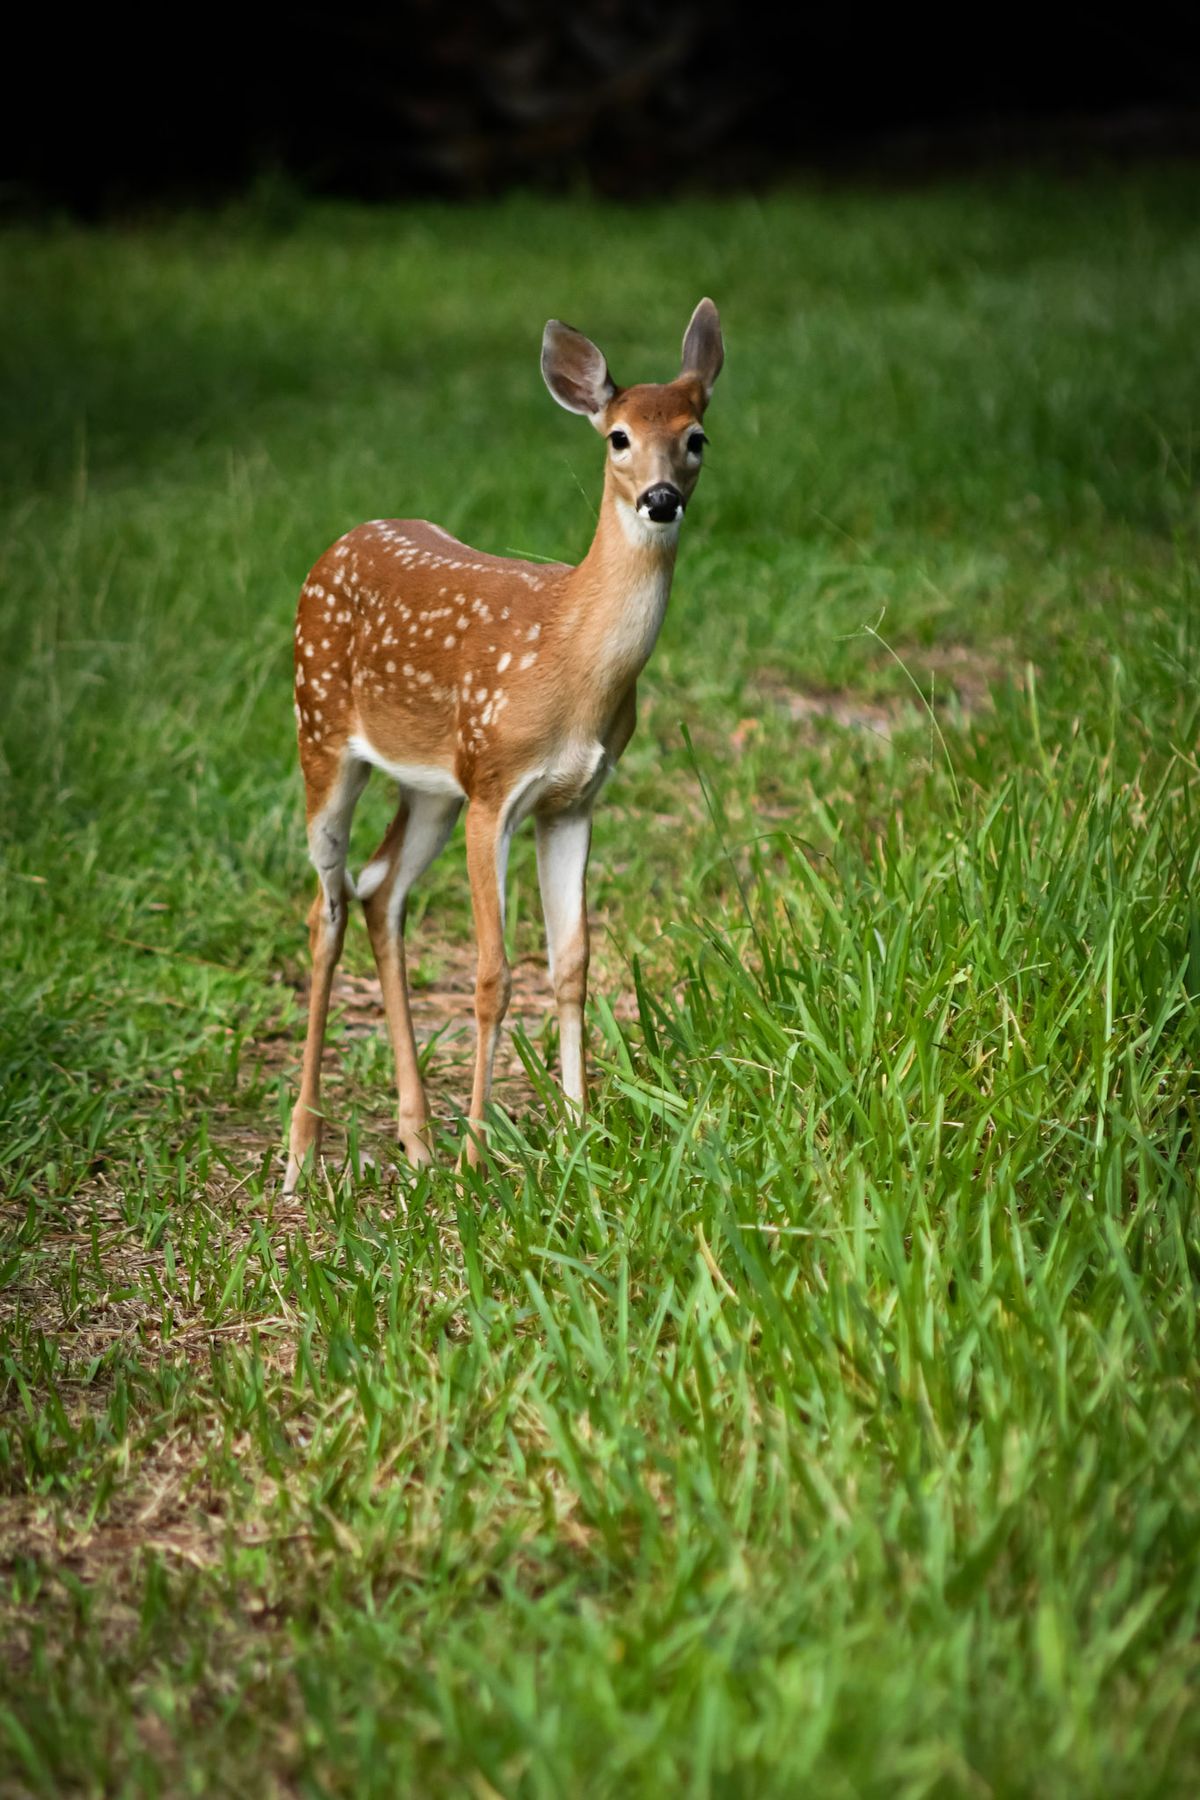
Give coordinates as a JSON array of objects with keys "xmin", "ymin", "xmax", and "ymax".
[
  {"xmin": 286, "ymin": 753, "xmax": 369, "ymax": 1193},
  {"xmin": 359, "ymin": 787, "xmax": 462, "ymax": 1164},
  {"xmin": 464, "ymin": 801, "xmax": 514, "ymax": 1169}
]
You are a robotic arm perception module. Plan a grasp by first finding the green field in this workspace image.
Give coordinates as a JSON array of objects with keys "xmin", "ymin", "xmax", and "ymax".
[{"xmin": 2, "ymin": 172, "xmax": 1199, "ymax": 1795}]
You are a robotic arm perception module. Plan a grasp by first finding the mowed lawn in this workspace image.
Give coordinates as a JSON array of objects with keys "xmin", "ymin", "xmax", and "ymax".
[{"xmin": 1, "ymin": 172, "xmax": 1199, "ymax": 1795}]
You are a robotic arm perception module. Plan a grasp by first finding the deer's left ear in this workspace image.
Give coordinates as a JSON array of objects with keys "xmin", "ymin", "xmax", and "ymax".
[{"xmin": 681, "ymin": 298, "xmax": 724, "ymax": 405}]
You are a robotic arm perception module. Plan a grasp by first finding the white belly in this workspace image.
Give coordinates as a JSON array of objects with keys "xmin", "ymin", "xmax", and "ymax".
[
  {"xmin": 346, "ymin": 733, "xmax": 465, "ymax": 800},
  {"xmin": 502, "ymin": 740, "xmax": 611, "ymax": 833}
]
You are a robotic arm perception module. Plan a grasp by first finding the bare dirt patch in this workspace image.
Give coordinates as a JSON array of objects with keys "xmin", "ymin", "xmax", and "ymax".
[{"xmin": 739, "ymin": 641, "xmax": 1022, "ymax": 751}]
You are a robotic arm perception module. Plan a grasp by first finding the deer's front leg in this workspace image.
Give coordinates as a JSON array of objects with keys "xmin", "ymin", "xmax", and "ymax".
[
  {"xmin": 464, "ymin": 803, "xmax": 513, "ymax": 1167},
  {"xmin": 535, "ymin": 808, "xmax": 593, "ymax": 1111}
]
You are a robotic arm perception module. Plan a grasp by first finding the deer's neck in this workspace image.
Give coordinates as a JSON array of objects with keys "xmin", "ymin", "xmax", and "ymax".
[{"xmin": 562, "ymin": 485, "xmax": 679, "ymax": 717}]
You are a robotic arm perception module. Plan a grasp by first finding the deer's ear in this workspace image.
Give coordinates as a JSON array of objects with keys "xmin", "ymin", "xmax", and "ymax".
[
  {"xmin": 681, "ymin": 298, "xmax": 724, "ymax": 405},
  {"xmin": 542, "ymin": 321, "xmax": 616, "ymax": 422}
]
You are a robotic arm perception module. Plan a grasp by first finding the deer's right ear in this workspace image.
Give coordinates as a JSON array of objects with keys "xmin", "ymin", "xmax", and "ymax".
[
  {"xmin": 681, "ymin": 298, "xmax": 724, "ymax": 405},
  {"xmin": 542, "ymin": 321, "xmax": 616, "ymax": 423}
]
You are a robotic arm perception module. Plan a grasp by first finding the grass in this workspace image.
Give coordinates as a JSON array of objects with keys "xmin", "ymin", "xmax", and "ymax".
[{"xmin": 2, "ymin": 169, "xmax": 1199, "ymax": 1794}]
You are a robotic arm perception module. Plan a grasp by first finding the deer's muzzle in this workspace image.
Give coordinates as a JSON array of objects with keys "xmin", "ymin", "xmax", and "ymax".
[{"xmin": 638, "ymin": 483, "xmax": 684, "ymax": 525}]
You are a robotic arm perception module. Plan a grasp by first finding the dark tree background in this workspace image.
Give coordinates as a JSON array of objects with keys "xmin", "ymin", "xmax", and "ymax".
[{"xmin": 9, "ymin": 2, "xmax": 1199, "ymax": 214}]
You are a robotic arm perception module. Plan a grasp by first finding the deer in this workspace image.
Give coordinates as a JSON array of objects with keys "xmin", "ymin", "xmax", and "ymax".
[{"xmin": 285, "ymin": 298, "xmax": 724, "ymax": 1192}]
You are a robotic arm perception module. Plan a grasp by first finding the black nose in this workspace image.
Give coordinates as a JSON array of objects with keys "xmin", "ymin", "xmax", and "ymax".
[{"xmin": 639, "ymin": 483, "xmax": 683, "ymax": 523}]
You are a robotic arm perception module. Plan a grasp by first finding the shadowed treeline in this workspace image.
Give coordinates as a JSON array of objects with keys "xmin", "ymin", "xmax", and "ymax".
[{"xmin": 11, "ymin": 4, "xmax": 1199, "ymax": 214}]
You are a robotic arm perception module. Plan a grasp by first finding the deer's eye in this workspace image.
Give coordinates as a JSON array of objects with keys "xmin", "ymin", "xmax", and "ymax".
[
  {"xmin": 609, "ymin": 429, "xmax": 630, "ymax": 451},
  {"xmin": 687, "ymin": 431, "xmax": 707, "ymax": 456}
]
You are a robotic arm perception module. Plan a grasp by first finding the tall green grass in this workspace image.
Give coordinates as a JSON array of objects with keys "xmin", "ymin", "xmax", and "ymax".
[{"xmin": 2, "ymin": 173, "xmax": 1198, "ymax": 1794}]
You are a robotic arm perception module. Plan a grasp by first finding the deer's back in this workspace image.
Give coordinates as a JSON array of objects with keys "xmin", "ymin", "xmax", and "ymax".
[{"xmin": 294, "ymin": 519, "xmax": 573, "ymax": 804}]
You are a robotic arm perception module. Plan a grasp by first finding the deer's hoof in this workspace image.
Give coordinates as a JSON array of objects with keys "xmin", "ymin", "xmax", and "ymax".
[{"xmin": 398, "ymin": 1124, "xmax": 435, "ymax": 1167}]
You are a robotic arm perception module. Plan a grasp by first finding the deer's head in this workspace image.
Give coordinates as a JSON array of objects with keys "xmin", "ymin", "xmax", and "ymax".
[{"xmin": 542, "ymin": 299, "xmax": 724, "ymax": 544}]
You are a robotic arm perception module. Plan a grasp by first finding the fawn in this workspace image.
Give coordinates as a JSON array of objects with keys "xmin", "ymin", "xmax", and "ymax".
[{"xmin": 285, "ymin": 299, "xmax": 723, "ymax": 1190}]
